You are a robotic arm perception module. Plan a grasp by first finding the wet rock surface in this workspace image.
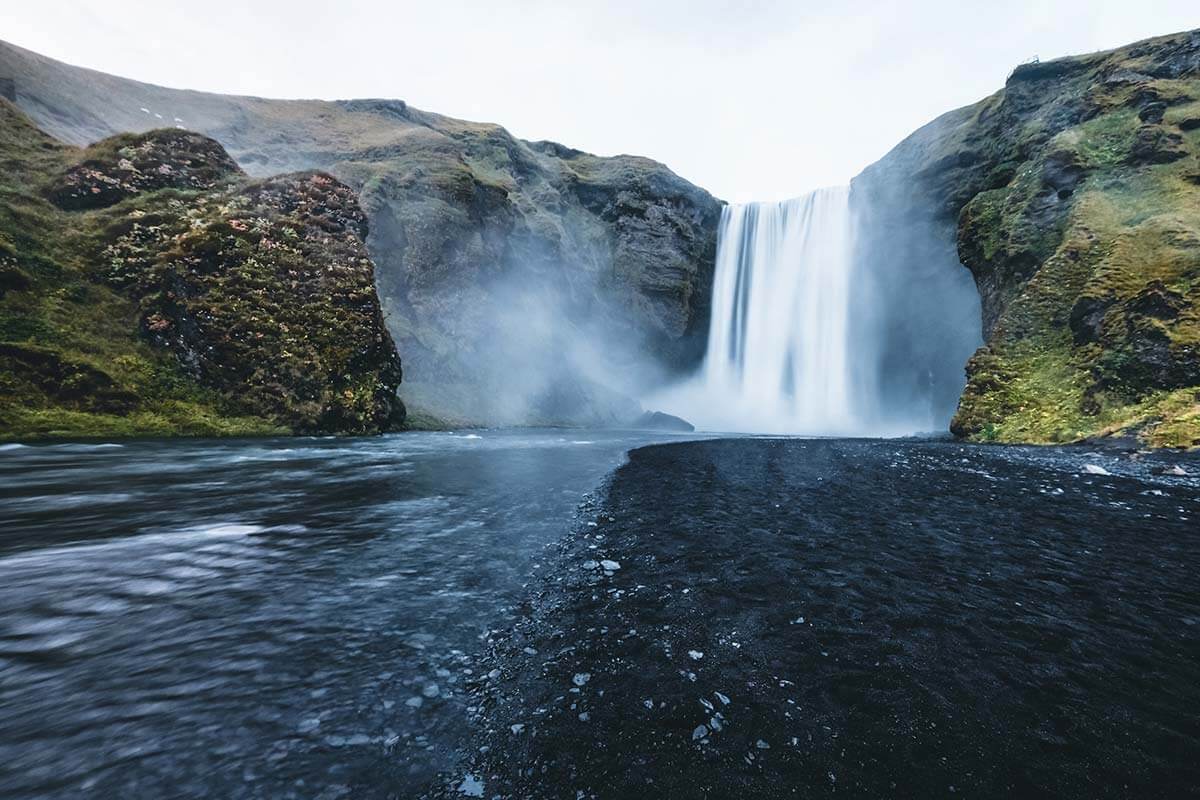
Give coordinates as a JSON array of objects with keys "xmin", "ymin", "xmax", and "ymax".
[{"xmin": 457, "ymin": 438, "xmax": 1200, "ymax": 799}]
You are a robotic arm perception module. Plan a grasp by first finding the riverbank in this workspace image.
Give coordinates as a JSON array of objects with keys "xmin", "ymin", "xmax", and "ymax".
[{"xmin": 458, "ymin": 438, "xmax": 1200, "ymax": 798}]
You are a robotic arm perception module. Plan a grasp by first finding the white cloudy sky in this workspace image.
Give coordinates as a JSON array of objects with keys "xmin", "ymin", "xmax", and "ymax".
[{"xmin": 5, "ymin": 1, "xmax": 1198, "ymax": 200}]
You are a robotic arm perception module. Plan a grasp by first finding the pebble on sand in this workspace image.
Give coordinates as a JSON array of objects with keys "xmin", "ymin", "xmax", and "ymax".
[
  {"xmin": 458, "ymin": 774, "xmax": 484, "ymax": 797},
  {"xmin": 1083, "ymin": 464, "xmax": 1112, "ymax": 476}
]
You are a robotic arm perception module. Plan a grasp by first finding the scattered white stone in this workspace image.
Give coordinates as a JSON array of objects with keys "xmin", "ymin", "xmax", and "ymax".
[
  {"xmin": 692, "ymin": 724, "xmax": 708, "ymax": 741},
  {"xmin": 1165, "ymin": 465, "xmax": 1190, "ymax": 476},
  {"xmin": 643, "ymin": 699, "xmax": 654, "ymax": 709},
  {"xmin": 715, "ymin": 691, "xmax": 731, "ymax": 705},
  {"xmin": 510, "ymin": 723, "xmax": 525, "ymax": 734},
  {"xmin": 1083, "ymin": 464, "xmax": 1112, "ymax": 476},
  {"xmin": 422, "ymin": 683, "xmax": 440, "ymax": 698},
  {"xmin": 572, "ymin": 672, "xmax": 591, "ymax": 687},
  {"xmin": 487, "ymin": 669, "xmax": 501, "ymax": 680},
  {"xmin": 458, "ymin": 773, "xmax": 484, "ymax": 797},
  {"xmin": 405, "ymin": 696, "xmax": 424, "ymax": 709},
  {"xmin": 578, "ymin": 712, "xmax": 590, "ymax": 722},
  {"xmin": 709, "ymin": 716, "xmax": 723, "ymax": 731},
  {"xmin": 600, "ymin": 560, "xmax": 621, "ymax": 571},
  {"xmin": 756, "ymin": 739, "xmax": 770, "ymax": 749},
  {"xmin": 791, "ymin": 616, "xmax": 805, "ymax": 624},
  {"xmin": 688, "ymin": 650, "xmax": 704, "ymax": 660},
  {"xmin": 523, "ymin": 646, "xmax": 538, "ymax": 655},
  {"xmin": 582, "ymin": 560, "xmax": 599, "ymax": 570}
]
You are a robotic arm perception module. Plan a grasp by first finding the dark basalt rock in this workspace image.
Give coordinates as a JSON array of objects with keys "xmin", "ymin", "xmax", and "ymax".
[
  {"xmin": 48, "ymin": 129, "xmax": 242, "ymax": 210},
  {"xmin": 1129, "ymin": 123, "xmax": 1188, "ymax": 165},
  {"xmin": 632, "ymin": 410, "xmax": 695, "ymax": 432},
  {"xmin": 1069, "ymin": 294, "xmax": 1115, "ymax": 345}
]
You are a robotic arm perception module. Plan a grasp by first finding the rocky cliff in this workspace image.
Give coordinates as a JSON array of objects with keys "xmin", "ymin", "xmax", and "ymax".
[
  {"xmin": 0, "ymin": 41, "xmax": 721, "ymax": 427},
  {"xmin": 855, "ymin": 29, "xmax": 1200, "ymax": 447},
  {"xmin": 0, "ymin": 99, "xmax": 403, "ymax": 439}
]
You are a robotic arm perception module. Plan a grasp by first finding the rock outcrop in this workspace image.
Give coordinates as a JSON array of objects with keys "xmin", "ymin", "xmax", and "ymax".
[
  {"xmin": 0, "ymin": 40, "xmax": 721, "ymax": 426},
  {"xmin": 855, "ymin": 29, "xmax": 1200, "ymax": 447},
  {"xmin": 0, "ymin": 99, "xmax": 403, "ymax": 439}
]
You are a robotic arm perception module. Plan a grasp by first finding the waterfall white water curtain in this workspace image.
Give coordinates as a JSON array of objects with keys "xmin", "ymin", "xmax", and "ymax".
[
  {"xmin": 700, "ymin": 188, "xmax": 871, "ymax": 433},
  {"xmin": 703, "ymin": 188, "xmax": 860, "ymax": 434},
  {"xmin": 651, "ymin": 184, "xmax": 980, "ymax": 436}
]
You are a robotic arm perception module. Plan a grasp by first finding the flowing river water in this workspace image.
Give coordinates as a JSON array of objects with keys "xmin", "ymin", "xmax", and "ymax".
[
  {"xmin": 1, "ymin": 433, "xmax": 1198, "ymax": 799},
  {"xmin": 0, "ymin": 430, "xmax": 691, "ymax": 798}
]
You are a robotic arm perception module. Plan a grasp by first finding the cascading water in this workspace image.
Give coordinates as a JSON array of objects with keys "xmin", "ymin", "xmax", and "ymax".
[
  {"xmin": 699, "ymin": 187, "xmax": 865, "ymax": 433},
  {"xmin": 648, "ymin": 183, "xmax": 982, "ymax": 436}
]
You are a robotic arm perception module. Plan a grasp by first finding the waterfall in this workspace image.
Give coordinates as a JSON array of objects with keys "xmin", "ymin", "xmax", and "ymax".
[
  {"xmin": 702, "ymin": 188, "xmax": 859, "ymax": 433},
  {"xmin": 648, "ymin": 184, "xmax": 982, "ymax": 437}
]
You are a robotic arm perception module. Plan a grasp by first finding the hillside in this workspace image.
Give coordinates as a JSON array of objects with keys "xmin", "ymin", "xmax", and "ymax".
[
  {"xmin": 855, "ymin": 28, "xmax": 1200, "ymax": 447},
  {"xmin": 0, "ymin": 40, "xmax": 722, "ymax": 426},
  {"xmin": 0, "ymin": 99, "xmax": 403, "ymax": 439}
]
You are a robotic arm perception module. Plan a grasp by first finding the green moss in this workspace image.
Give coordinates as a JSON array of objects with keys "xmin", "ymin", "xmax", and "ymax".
[
  {"xmin": 1067, "ymin": 109, "xmax": 1140, "ymax": 170},
  {"xmin": 0, "ymin": 99, "xmax": 404, "ymax": 441},
  {"xmin": 947, "ymin": 31, "xmax": 1200, "ymax": 448}
]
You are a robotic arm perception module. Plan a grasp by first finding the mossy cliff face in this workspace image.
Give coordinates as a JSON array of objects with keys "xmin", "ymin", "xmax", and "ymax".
[
  {"xmin": 0, "ymin": 42, "xmax": 721, "ymax": 426},
  {"xmin": 0, "ymin": 99, "xmax": 403, "ymax": 439},
  {"xmin": 858, "ymin": 29, "xmax": 1200, "ymax": 447}
]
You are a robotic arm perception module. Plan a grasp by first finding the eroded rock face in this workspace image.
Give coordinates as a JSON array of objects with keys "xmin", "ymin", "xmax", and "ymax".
[
  {"xmin": 857, "ymin": 28, "xmax": 1200, "ymax": 447},
  {"xmin": 102, "ymin": 164, "xmax": 405, "ymax": 433},
  {"xmin": 0, "ymin": 42, "xmax": 722, "ymax": 426},
  {"xmin": 0, "ymin": 102, "xmax": 404, "ymax": 438}
]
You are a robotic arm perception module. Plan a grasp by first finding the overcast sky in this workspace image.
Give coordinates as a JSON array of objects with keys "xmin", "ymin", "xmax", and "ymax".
[{"xmin": 5, "ymin": 1, "xmax": 1197, "ymax": 201}]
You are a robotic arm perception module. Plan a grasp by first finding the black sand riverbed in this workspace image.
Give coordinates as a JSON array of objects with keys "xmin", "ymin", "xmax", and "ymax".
[{"xmin": 458, "ymin": 439, "xmax": 1200, "ymax": 799}]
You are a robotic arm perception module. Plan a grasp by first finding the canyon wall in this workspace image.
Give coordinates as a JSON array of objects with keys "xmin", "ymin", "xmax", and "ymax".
[
  {"xmin": 855, "ymin": 29, "xmax": 1200, "ymax": 447},
  {"xmin": 0, "ymin": 40, "xmax": 720, "ymax": 427}
]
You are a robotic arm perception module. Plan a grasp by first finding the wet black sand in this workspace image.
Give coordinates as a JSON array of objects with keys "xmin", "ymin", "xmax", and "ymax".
[{"xmin": 458, "ymin": 439, "xmax": 1200, "ymax": 799}]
